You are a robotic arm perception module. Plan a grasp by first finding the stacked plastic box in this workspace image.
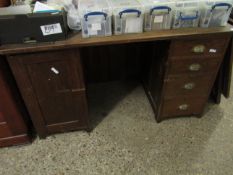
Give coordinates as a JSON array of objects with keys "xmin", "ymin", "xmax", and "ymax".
[
  {"xmin": 200, "ymin": 0, "xmax": 233, "ymax": 27},
  {"xmin": 108, "ymin": 0, "xmax": 144, "ymax": 34},
  {"xmin": 141, "ymin": 0, "xmax": 175, "ymax": 31},
  {"xmin": 77, "ymin": 0, "xmax": 233, "ymax": 38},
  {"xmin": 78, "ymin": 0, "xmax": 112, "ymax": 38},
  {"xmin": 173, "ymin": 0, "xmax": 200, "ymax": 28}
]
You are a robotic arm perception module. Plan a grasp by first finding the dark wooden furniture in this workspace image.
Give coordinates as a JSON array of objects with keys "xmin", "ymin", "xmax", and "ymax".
[
  {"xmin": 0, "ymin": 0, "xmax": 10, "ymax": 7},
  {"xmin": 8, "ymin": 50, "xmax": 89, "ymax": 138},
  {"xmin": 0, "ymin": 58, "xmax": 31, "ymax": 147},
  {"xmin": 144, "ymin": 36, "xmax": 230, "ymax": 122},
  {"xmin": 1, "ymin": 25, "xmax": 233, "ymax": 138}
]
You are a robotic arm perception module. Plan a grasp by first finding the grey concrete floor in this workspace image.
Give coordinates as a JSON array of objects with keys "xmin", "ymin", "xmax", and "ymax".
[{"xmin": 0, "ymin": 80, "xmax": 233, "ymax": 175}]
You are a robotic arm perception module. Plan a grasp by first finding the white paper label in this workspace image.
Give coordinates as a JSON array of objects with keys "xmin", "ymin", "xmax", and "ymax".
[
  {"xmin": 91, "ymin": 23, "xmax": 101, "ymax": 30},
  {"xmin": 125, "ymin": 17, "xmax": 141, "ymax": 33},
  {"xmin": 209, "ymin": 49, "xmax": 217, "ymax": 53},
  {"xmin": 40, "ymin": 23, "xmax": 62, "ymax": 36},
  {"xmin": 154, "ymin": 15, "xmax": 164, "ymax": 23}
]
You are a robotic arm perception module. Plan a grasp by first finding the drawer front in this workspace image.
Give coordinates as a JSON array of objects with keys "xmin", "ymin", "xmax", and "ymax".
[
  {"xmin": 0, "ymin": 123, "xmax": 12, "ymax": 138},
  {"xmin": 169, "ymin": 37, "xmax": 228, "ymax": 58},
  {"xmin": 164, "ymin": 75, "xmax": 214, "ymax": 98},
  {"xmin": 168, "ymin": 58, "xmax": 220, "ymax": 75},
  {"xmin": 160, "ymin": 97, "xmax": 206, "ymax": 118}
]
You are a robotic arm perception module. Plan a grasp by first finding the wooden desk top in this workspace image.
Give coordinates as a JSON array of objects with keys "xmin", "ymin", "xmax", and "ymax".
[{"xmin": 1, "ymin": 25, "xmax": 233, "ymax": 55}]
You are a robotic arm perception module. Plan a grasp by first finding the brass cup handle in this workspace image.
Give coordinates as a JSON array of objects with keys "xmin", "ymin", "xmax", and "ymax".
[
  {"xmin": 178, "ymin": 104, "xmax": 189, "ymax": 111},
  {"xmin": 184, "ymin": 82, "xmax": 195, "ymax": 90},
  {"xmin": 189, "ymin": 63, "xmax": 201, "ymax": 71},
  {"xmin": 192, "ymin": 45, "xmax": 206, "ymax": 53}
]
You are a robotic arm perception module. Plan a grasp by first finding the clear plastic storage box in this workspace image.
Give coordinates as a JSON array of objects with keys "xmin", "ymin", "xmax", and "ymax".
[
  {"xmin": 200, "ymin": 0, "xmax": 233, "ymax": 27},
  {"xmin": 173, "ymin": 0, "xmax": 201, "ymax": 28},
  {"xmin": 141, "ymin": 0, "xmax": 175, "ymax": 31},
  {"xmin": 108, "ymin": 0, "xmax": 144, "ymax": 35},
  {"xmin": 78, "ymin": 0, "xmax": 112, "ymax": 38}
]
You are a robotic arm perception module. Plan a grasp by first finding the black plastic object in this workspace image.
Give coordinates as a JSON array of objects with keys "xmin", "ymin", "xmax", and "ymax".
[{"xmin": 0, "ymin": 11, "xmax": 68, "ymax": 45}]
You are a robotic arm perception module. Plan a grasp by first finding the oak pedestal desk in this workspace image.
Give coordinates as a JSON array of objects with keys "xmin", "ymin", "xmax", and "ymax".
[{"xmin": 0, "ymin": 26, "xmax": 233, "ymax": 138}]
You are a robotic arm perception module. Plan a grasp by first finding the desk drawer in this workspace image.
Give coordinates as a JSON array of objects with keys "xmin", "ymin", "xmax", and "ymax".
[
  {"xmin": 160, "ymin": 97, "xmax": 206, "ymax": 118},
  {"xmin": 0, "ymin": 123, "xmax": 12, "ymax": 138},
  {"xmin": 170, "ymin": 37, "xmax": 228, "ymax": 58},
  {"xmin": 164, "ymin": 75, "xmax": 213, "ymax": 98},
  {"xmin": 168, "ymin": 58, "xmax": 220, "ymax": 75}
]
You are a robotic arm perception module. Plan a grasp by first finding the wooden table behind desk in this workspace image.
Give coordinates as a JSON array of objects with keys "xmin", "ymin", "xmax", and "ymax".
[{"xmin": 0, "ymin": 57, "xmax": 31, "ymax": 147}]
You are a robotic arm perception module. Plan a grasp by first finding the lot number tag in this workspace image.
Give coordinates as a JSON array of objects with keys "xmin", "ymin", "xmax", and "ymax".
[{"xmin": 40, "ymin": 23, "xmax": 62, "ymax": 36}]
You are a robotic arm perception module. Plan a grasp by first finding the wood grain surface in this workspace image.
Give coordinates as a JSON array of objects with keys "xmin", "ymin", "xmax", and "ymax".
[{"xmin": 0, "ymin": 25, "xmax": 233, "ymax": 55}]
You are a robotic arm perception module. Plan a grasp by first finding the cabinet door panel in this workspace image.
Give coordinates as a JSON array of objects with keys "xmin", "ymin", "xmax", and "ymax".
[
  {"xmin": 26, "ymin": 58, "xmax": 86, "ymax": 125},
  {"xmin": 8, "ymin": 50, "xmax": 89, "ymax": 138}
]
